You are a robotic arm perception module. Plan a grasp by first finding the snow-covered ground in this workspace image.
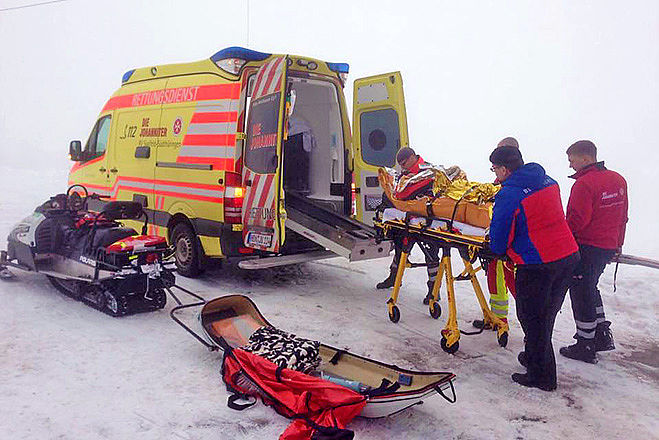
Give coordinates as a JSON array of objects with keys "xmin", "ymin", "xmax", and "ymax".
[{"xmin": 1, "ymin": 165, "xmax": 657, "ymax": 440}]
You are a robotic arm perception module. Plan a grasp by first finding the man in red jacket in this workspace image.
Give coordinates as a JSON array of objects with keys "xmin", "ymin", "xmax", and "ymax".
[
  {"xmin": 560, "ymin": 140, "xmax": 628, "ymax": 363},
  {"xmin": 376, "ymin": 147, "xmax": 440, "ymax": 304}
]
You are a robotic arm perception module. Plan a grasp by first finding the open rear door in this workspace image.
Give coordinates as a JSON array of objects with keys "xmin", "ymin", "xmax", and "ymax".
[
  {"xmin": 352, "ymin": 72, "xmax": 409, "ymax": 225},
  {"xmin": 242, "ymin": 56, "xmax": 288, "ymax": 252}
]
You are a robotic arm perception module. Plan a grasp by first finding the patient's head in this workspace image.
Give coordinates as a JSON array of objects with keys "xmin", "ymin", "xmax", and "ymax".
[{"xmin": 397, "ymin": 147, "xmax": 418, "ymax": 170}]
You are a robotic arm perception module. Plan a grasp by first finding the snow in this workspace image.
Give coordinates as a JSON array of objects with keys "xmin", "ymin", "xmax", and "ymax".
[{"xmin": 1, "ymin": 165, "xmax": 658, "ymax": 440}]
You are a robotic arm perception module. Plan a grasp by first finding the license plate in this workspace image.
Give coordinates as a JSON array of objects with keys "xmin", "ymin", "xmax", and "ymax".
[{"xmin": 246, "ymin": 231, "xmax": 273, "ymax": 248}]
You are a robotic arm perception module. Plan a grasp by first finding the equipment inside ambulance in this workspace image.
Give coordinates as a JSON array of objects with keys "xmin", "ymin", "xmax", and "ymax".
[{"xmin": 67, "ymin": 47, "xmax": 408, "ymax": 276}]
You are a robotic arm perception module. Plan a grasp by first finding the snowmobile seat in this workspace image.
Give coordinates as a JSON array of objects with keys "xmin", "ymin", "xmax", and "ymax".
[
  {"xmin": 101, "ymin": 201, "xmax": 145, "ymax": 221},
  {"xmin": 92, "ymin": 227, "xmax": 137, "ymax": 250}
]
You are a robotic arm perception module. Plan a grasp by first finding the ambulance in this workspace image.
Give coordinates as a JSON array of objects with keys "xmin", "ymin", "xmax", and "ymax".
[{"xmin": 68, "ymin": 47, "xmax": 408, "ymax": 276}]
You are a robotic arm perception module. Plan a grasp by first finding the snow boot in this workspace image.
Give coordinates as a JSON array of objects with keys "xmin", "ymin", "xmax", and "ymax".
[
  {"xmin": 511, "ymin": 373, "xmax": 555, "ymax": 392},
  {"xmin": 376, "ymin": 271, "xmax": 397, "ymax": 289},
  {"xmin": 472, "ymin": 319, "xmax": 492, "ymax": 330},
  {"xmin": 559, "ymin": 338, "xmax": 598, "ymax": 364},
  {"xmin": 423, "ymin": 280, "xmax": 439, "ymax": 305},
  {"xmin": 594, "ymin": 321, "xmax": 615, "ymax": 352}
]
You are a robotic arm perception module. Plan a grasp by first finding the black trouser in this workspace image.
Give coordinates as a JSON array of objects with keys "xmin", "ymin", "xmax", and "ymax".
[
  {"xmin": 515, "ymin": 252, "xmax": 579, "ymax": 388},
  {"xmin": 389, "ymin": 234, "xmax": 440, "ymax": 285},
  {"xmin": 567, "ymin": 244, "xmax": 615, "ymax": 339}
]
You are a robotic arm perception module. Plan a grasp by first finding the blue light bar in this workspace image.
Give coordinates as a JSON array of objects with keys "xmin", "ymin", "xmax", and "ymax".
[
  {"xmin": 327, "ymin": 62, "xmax": 349, "ymax": 74},
  {"xmin": 210, "ymin": 46, "xmax": 271, "ymax": 63},
  {"xmin": 121, "ymin": 69, "xmax": 136, "ymax": 83}
]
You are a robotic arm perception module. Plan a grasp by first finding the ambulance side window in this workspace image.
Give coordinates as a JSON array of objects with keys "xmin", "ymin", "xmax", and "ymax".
[
  {"xmin": 84, "ymin": 115, "xmax": 112, "ymax": 161},
  {"xmin": 359, "ymin": 109, "xmax": 399, "ymax": 168}
]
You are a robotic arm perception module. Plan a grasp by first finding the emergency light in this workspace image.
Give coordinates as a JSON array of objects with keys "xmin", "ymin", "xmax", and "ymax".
[
  {"xmin": 327, "ymin": 62, "xmax": 350, "ymax": 85},
  {"xmin": 211, "ymin": 46, "xmax": 271, "ymax": 75}
]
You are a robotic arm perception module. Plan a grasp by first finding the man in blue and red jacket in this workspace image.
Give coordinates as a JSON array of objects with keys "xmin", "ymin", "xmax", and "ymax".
[
  {"xmin": 559, "ymin": 140, "xmax": 628, "ymax": 364},
  {"xmin": 489, "ymin": 146, "xmax": 579, "ymax": 391}
]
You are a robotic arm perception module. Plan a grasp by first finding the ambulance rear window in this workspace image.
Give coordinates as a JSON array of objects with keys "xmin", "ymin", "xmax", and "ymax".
[
  {"xmin": 244, "ymin": 93, "xmax": 281, "ymax": 174},
  {"xmin": 359, "ymin": 108, "xmax": 399, "ymax": 167}
]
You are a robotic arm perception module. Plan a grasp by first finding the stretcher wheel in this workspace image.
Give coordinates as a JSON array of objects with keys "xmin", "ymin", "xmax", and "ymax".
[
  {"xmin": 429, "ymin": 302, "xmax": 441, "ymax": 319},
  {"xmin": 441, "ymin": 337, "xmax": 459, "ymax": 354},
  {"xmin": 498, "ymin": 331, "xmax": 508, "ymax": 348},
  {"xmin": 388, "ymin": 306, "xmax": 400, "ymax": 323}
]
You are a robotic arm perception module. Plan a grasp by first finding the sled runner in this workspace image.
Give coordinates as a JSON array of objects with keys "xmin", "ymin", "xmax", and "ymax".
[
  {"xmin": 170, "ymin": 294, "xmax": 456, "ymax": 423},
  {"xmin": 373, "ymin": 207, "xmax": 509, "ymax": 354}
]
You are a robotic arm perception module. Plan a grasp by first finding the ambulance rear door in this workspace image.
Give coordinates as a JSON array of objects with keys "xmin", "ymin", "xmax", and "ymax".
[
  {"xmin": 241, "ymin": 56, "xmax": 289, "ymax": 253},
  {"xmin": 351, "ymin": 72, "xmax": 409, "ymax": 225}
]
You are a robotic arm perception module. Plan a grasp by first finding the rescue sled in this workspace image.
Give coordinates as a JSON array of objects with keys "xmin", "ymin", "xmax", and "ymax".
[{"xmin": 171, "ymin": 294, "xmax": 456, "ymax": 419}]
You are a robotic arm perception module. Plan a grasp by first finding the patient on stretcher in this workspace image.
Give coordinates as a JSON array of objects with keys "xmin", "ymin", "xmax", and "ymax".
[{"xmin": 378, "ymin": 163, "xmax": 499, "ymax": 231}]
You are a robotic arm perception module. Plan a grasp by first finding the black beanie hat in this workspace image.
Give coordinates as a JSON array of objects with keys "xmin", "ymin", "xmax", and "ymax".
[
  {"xmin": 396, "ymin": 147, "xmax": 416, "ymax": 165},
  {"xmin": 490, "ymin": 146, "xmax": 524, "ymax": 171}
]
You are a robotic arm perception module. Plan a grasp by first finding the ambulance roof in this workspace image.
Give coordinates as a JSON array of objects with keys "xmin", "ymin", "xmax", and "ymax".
[{"xmin": 120, "ymin": 47, "xmax": 349, "ymax": 86}]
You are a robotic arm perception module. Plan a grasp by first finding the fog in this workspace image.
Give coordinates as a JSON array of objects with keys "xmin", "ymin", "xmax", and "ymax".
[{"xmin": 0, "ymin": 0, "xmax": 657, "ymax": 254}]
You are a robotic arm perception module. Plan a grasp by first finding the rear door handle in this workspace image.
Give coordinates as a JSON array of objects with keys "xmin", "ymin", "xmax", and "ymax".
[
  {"xmin": 99, "ymin": 167, "xmax": 106, "ymax": 172},
  {"xmin": 245, "ymin": 179, "xmax": 252, "ymax": 187},
  {"xmin": 110, "ymin": 168, "xmax": 118, "ymax": 173}
]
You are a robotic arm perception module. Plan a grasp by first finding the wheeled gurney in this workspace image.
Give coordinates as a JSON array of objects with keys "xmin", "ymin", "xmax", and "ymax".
[{"xmin": 374, "ymin": 208, "xmax": 509, "ymax": 354}]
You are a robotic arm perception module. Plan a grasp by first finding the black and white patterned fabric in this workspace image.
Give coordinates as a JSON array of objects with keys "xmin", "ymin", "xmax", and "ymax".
[{"xmin": 242, "ymin": 326, "xmax": 321, "ymax": 374}]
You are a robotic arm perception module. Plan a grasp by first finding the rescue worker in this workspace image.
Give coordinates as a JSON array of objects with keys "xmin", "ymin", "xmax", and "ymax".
[
  {"xmin": 559, "ymin": 140, "xmax": 628, "ymax": 363},
  {"xmin": 489, "ymin": 145, "xmax": 579, "ymax": 391},
  {"xmin": 376, "ymin": 147, "xmax": 440, "ymax": 305},
  {"xmin": 473, "ymin": 137, "xmax": 518, "ymax": 330}
]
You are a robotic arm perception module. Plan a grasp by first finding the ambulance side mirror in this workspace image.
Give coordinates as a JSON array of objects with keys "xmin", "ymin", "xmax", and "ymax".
[{"xmin": 69, "ymin": 140, "xmax": 82, "ymax": 161}]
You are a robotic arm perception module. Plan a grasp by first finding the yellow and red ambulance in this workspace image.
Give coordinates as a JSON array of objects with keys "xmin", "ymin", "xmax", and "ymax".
[{"xmin": 68, "ymin": 47, "xmax": 409, "ymax": 276}]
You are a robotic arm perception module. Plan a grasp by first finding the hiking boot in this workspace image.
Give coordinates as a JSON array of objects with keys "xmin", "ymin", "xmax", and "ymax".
[
  {"xmin": 594, "ymin": 321, "xmax": 615, "ymax": 352},
  {"xmin": 423, "ymin": 281, "xmax": 439, "ymax": 305},
  {"xmin": 472, "ymin": 319, "xmax": 492, "ymax": 330},
  {"xmin": 511, "ymin": 373, "xmax": 556, "ymax": 392},
  {"xmin": 518, "ymin": 351, "xmax": 528, "ymax": 368},
  {"xmin": 559, "ymin": 339, "xmax": 598, "ymax": 364},
  {"xmin": 376, "ymin": 271, "xmax": 397, "ymax": 289}
]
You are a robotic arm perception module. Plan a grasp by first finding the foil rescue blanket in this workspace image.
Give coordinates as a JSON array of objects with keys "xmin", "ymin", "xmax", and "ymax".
[{"xmin": 378, "ymin": 167, "xmax": 499, "ymax": 229}]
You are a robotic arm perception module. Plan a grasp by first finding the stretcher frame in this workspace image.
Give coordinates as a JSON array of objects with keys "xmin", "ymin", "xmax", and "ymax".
[{"xmin": 374, "ymin": 213, "xmax": 509, "ymax": 354}]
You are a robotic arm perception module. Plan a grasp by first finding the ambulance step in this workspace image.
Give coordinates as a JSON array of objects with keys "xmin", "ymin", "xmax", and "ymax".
[
  {"xmin": 238, "ymin": 250, "xmax": 338, "ymax": 270},
  {"xmin": 285, "ymin": 193, "xmax": 392, "ymax": 262}
]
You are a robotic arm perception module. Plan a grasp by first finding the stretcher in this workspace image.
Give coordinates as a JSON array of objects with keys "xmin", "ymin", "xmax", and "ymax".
[{"xmin": 374, "ymin": 208, "xmax": 509, "ymax": 354}]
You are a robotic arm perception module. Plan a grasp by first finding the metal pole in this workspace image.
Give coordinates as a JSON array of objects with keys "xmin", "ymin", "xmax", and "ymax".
[{"xmin": 246, "ymin": 0, "xmax": 250, "ymax": 48}]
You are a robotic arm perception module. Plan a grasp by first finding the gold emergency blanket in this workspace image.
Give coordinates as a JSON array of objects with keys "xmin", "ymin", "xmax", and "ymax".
[{"xmin": 378, "ymin": 167, "xmax": 500, "ymax": 229}]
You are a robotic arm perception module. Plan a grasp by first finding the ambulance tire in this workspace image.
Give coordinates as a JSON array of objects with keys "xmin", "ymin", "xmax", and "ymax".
[{"xmin": 172, "ymin": 223, "xmax": 203, "ymax": 278}]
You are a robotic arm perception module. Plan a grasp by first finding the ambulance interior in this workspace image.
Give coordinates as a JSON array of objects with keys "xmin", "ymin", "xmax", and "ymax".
[{"xmin": 281, "ymin": 76, "xmax": 347, "ymax": 214}]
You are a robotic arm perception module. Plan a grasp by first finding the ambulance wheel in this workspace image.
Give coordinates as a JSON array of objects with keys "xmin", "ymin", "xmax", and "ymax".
[
  {"xmin": 440, "ymin": 337, "xmax": 459, "ymax": 354},
  {"xmin": 498, "ymin": 331, "xmax": 509, "ymax": 348},
  {"xmin": 388, "ymin": 306, "xmax": 400, "ymax": 323},
  {"xmin": 429, "ymin": 302, "xmax": 441, "ymax": 319},
  {"xmin": 172, "ymin": 223, "xmax": 202, "ymax": 278}
]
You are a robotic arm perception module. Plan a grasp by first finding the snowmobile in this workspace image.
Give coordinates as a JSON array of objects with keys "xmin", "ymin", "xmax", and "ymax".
[{"xmin": 0, "ymin": 185, "xmax": 175, "ymax": 316}]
